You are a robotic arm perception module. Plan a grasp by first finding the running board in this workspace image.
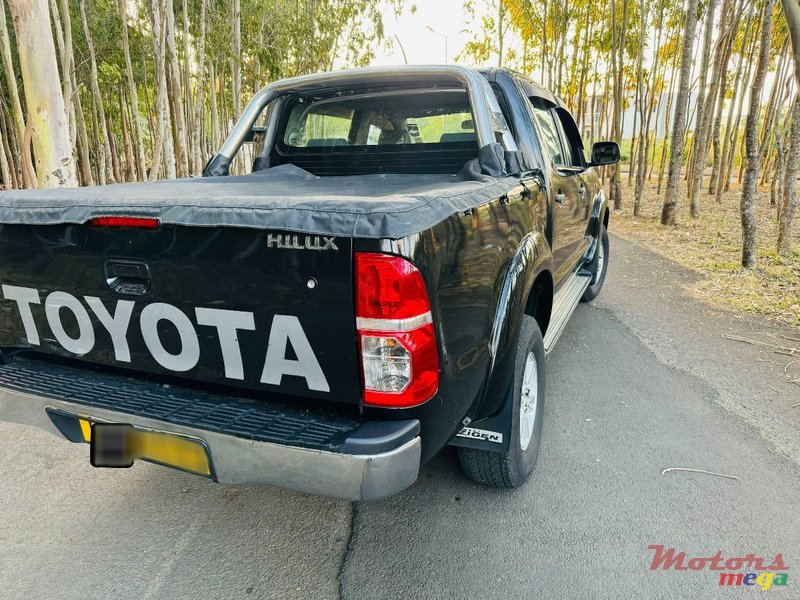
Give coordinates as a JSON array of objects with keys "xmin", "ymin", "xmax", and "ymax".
[{"xmin": 543, "ymin": 271, "xmax": 591, "ymax": 355}]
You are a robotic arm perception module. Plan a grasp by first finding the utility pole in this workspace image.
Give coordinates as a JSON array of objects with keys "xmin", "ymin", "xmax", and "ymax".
[{"xmin": 425, "ymin": 26, "xmax": 468, "ymax": 63}]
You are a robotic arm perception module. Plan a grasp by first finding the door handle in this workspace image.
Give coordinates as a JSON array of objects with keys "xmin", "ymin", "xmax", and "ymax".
[
  {"xmin": 555, "ymin": 192, "xmax": 566, "ymax": 205},
  {"xmin": 578, "ymin": 186, "xmax": 586, "ymax": 198},
  {"xmin": 104, "ymin": 259, "xmax": 152, "ymax": 296}
]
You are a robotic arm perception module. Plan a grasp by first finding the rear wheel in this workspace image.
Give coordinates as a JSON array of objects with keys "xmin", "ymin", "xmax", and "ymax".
[
  {"xmin": 458, "ymin": 316, "xmax": 545, "ymax": 488},
  {"xmin": 581, "ymin": 223, "xmax": 609, "ymax": 303}
]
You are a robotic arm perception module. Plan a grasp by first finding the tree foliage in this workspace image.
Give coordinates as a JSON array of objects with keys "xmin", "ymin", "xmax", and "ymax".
[{"xmin": 0, "ymin": 0, "xmax": 400, "ymax": 186}]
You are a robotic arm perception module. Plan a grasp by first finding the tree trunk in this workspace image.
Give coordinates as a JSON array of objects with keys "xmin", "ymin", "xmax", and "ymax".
[
  {"xmin": 717, "ymin": 11, "xmax": 753, "ymax": 199},
  {"xmin": 0, "ymin": 0, "xmax": 32, "ymax": 186},
  {"xmin": 771, "ymin": 122, "xmax": 790, "ymax": 207},
  {"xmin": 777, "ymin": 0, "xmax": 800, "ymax": 255},
  {"xmin": 0, "ymin": 103, "xmax": 20, "ymax": 188},
  {"xmin": 47, "ymin": 0, "xmax": 69, "ymax": 141},
  {"xmin": 164, "ymin": 0, "xmax": 188, "ymax": 177},
  {"xmin": 0, "ymin": 108, "xmax": 12, "ymax": 188},
  {"xmin": 778, "ymin": 97, "xmax": 800, "ymax": 255},
  {"xmin": 707, "ymin": 29, "xmax": 736, "ymax": 196},
  {"xmin": 575, "ymin": 13, "xmax": 592, "ymax": 132},
  {"xmin": 118, "ymin": 85, "xmax": 135, "ymax": 181},
  {"xmin": 642, "ymin": 0, "xmax": 666, "ymax": 183},
  {"xmin": 761, "ymin": 71, "xmax": 794, "ymax": 192},
  {"xmin": 498, "ymin": 0, "xmax": 505, "ymax": 66},
  {"xmin": 118, "ymin": 0, "xmax": 147, "ymax": 181},
  {"xmin": 193, "ymin": 0, "xmax": 207, "ymax": 174},
  {"xmin": 633, "ymin": 0, "xmax": 649, "ymax": 213},
  {"xmin": 70, "ymin": 60, "xmax": 93, "ymax": 186},
  {"xmin": 657, "ymin": 66, "xmax": 677, "ymax": 193},
  {"xmin": 106, "ymin": 111, "xmax": 122, "ymax": 183},
  {"xmin": 2, "ymin": 103, "xmax": 19, "ymax": 185},
  {"xmin": 629, "ymin": 0, "xmax": 646, "ymax": 191},
  {"xmin": 661, "ymin": 0, "xmax": 700, "ymax": 225},
  {"xmin": 149, "ymin": 0, "xmax": 174, "ymax": 180},
  {"xmin": 740, "ymin": 0, "xmax": 775, "ymax": 268},
  {"xmin": 609, "ymin": 0, "xmax": 625, "ymax": 210},
  {"xmin": 543, "ymin": 0, "xmax": 551, "ymax": 87},
  {"xmin": 7, "ymin": 0, "xmax": 76, "ymax": 188},
  {"xmin": 686, "ymin": 0, "xmax": 717, "ymax": 217},
  {"xmin": 757, "ymin": 36, "xmax": 790, "ymax": 187},
  {"xmin": 726, "ymin": 20, "xmax": 759, "ymax": 191},
  {"xmin": 79, "ymin": 0, "xmax": 114, "ymax": 184},
  {"xmin": 231, "ymin": 0, "xmax": 241, "ymax": 119},
  {"xmin": 182, "ymin": 0, "xmax": 192, "ymax": 172},
  {"xmin": 210, "ymin": 60, "xmax": 219, "ymax": 152}
]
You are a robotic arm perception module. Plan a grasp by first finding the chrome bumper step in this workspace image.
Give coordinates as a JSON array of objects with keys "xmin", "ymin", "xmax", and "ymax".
[{"xmin": 0, "ymin": 357, "xmax": 421, "ymax": 500}]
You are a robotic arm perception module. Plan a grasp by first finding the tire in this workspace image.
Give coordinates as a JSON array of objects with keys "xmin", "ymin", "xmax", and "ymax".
[
  {"xmin": 581, "ymin": 223, "xmax": 609, "ymax": 303},
  {"xmin": 458, "ymin": 316, "xmax": 545, "ymax": 488}
]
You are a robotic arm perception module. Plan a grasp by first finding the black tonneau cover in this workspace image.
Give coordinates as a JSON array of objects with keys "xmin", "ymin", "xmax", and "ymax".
[{"xmin": 0, "ymin": 148, "xmax": 519, "ymax": 240}]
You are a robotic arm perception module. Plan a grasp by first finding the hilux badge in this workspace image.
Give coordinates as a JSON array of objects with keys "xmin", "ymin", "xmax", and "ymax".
[{"xmin": 266, "ymin": 234, "xmax": 338, "ymax": 251}]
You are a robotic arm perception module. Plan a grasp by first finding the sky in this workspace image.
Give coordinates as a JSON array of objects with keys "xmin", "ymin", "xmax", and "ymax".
[
  {"xmin": 356, "ymin": 0, "xmax": 792, "ymax": 138},
  {"xmin": 370, "ymin": 1, "xmax": 478, "ymax": 67}
]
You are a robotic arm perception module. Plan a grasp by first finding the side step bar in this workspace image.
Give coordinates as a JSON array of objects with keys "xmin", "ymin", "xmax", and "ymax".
[{"xmin": 543, "ymin": 270, "xmax": 592, "ymax": 355}]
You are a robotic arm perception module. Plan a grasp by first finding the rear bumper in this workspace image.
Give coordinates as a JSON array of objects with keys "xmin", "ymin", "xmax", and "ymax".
[{"xmin": 0, "ymin": 360, "xmax": 421, "ymax": 501}]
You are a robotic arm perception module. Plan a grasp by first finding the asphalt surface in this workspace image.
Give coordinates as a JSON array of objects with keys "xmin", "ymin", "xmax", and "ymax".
[{"xmin": 1, "ymin": 234, "xmax": 798, "ymax": 599}]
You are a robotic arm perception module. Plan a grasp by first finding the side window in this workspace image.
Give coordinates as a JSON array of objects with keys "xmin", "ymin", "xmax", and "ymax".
[
  {"xmin": 551, "ymin": 115, "xmax": 575, "ymax": 166},
  {"xmin": 555, "ymin": 108, "xmax": 585, "ymax": 168},
  {"xmin": 367, "ymin": 124, "xmax": 382, "ymax": 145},
  {"xmin": 294, "ymin": 112, "xmax": 353, "ymax": 147},
  {"xmin": 529, "ymin": 99, "xmax": 565, "ymax": 167}
]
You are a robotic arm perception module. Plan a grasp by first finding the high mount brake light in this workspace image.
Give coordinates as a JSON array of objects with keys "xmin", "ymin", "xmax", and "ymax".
[
  {"xmin": 355, "ymin": 253, "xmax": 439, "ymax": 408},
  {"xmin": 89, "ymin": 217, "xmax": 160, "ymax": 229}
]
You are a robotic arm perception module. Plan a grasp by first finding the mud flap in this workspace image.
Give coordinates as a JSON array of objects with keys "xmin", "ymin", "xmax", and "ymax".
[{"xmin": 447, "ymin": 386, "xmax": 513, "ymax": 454}]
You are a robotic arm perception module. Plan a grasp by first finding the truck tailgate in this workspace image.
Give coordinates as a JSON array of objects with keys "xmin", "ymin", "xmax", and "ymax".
[{"xmin": 0, "ymin": 223, "xmax": 361, "ymax": 406}]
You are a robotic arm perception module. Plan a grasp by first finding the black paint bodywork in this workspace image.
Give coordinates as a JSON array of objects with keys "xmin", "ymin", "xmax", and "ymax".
[
  {"xmin": 0, "ymin": 68, "xmax": 608, "ymax": 465},
  {"xmin": 0, "ymin": 224, "xmax": 361, "ymax": 404}
]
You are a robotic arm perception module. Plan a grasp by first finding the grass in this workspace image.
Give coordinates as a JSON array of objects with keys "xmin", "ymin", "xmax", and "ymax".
[{"xmin": 611, "ymin": 179, "xmax": 800, "ymax": 328}]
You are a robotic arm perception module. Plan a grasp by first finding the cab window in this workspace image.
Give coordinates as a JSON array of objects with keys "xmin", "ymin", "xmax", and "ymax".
[
  {"xmin": 528, "ymin": 98, "xmax": 566, "ymax": 167},
  {"xmin": 554, "ymin": 107, "xmax": 586, "ymax": 168}
]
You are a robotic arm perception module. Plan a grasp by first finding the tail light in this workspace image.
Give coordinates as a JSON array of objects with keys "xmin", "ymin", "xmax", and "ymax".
[
  {"xmin": 89, "ymin": 216, "xmax": 160, "ymax": 229},
  {"xmin": 355, "ymin": 253, "xmax": 439, "ymax": 408}
]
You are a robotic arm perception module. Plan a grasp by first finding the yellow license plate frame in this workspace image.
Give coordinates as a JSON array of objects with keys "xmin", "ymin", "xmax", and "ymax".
[{"xmin": 79, "ymin": 418, "xmax": 212, "ymax": 478}]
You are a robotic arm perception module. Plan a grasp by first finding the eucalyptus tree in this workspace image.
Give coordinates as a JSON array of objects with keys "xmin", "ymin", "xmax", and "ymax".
[
  {"xmin": 661, "ymin": 0, "xmax": 701, "ymax": 225},
  {"xmin": 0, "ymin": 0, "xmax": 30, "ymax": 186},
  {"xmin": 7, "ymin": 0, "xmax": 76, "ymax": 188},
  {"xmin": 778, "ymin": 0, "xmax": 800, "ymax": 255},
  {"xmin": 741, "ymin": 0, "xmax": 776, "ymax": 268}
]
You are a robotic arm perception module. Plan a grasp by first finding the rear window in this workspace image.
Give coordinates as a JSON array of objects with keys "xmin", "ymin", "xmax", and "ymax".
[{"xmin": 272, "ymin": 87, "xmax": 479, "ymax": 175}]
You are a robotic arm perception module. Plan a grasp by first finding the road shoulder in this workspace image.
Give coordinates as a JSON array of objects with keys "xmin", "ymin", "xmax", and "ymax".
[{"xmin": 599, "ymin": 233, "xmax": 800, "ymax": 465}]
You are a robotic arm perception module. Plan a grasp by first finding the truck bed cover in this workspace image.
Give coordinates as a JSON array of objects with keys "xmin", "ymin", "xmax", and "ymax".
[{"xmin": 0, "ymin": 159, "xmax": 518, "ymax": 240}]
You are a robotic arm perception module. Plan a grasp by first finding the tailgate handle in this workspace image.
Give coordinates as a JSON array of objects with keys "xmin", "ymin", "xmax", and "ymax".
[{"xmin": 104, "ymin": 259, "xmax": 152, "ymax": 296}]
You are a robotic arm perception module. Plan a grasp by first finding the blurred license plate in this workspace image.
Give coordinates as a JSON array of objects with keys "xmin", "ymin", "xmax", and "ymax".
[{"xmin": 80, "ymin": 420, "xmax": 211, "ymax": 477}]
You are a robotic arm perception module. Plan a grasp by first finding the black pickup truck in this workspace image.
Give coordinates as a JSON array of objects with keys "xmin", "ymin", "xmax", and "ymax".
[{"xmin": 0, "ymin": 66, "xmax": 618, "ymax": 500}]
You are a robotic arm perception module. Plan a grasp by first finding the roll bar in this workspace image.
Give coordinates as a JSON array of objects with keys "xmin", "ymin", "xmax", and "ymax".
[{"xmin": 203, "ymin": 65, "xmax": 518, "ymax": 177}]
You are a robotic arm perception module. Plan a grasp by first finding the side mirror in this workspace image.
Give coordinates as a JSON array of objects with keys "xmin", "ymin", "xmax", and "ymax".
[{"xmin": 590, "ymin": 141, "xmax": 620, "ymax": 166}]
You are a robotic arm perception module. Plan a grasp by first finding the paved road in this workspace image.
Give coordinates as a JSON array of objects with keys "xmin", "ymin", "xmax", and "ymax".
[{"xmin": 1, "ymin": 235, "xmax": 798, "ymax": 599}]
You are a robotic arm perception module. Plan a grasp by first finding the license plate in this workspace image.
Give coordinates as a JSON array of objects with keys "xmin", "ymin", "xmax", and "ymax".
[{"xmin": 80, "ymin": 419, "xmax": 211, "ymax": 477}]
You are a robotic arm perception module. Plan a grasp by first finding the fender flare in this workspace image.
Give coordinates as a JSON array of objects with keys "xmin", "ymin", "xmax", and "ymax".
[
  {"xmin": 584, "ymin": 188, "xmax": 609, "ymax": 263},
  {"xmin": 449, "ymin": 230, "xmax": 553, "ymax": 454}
]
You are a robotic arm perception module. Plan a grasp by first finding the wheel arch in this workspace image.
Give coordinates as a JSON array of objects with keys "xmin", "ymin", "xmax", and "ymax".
[
  {"xmin": 587, "ymin": 187, "xmax": 609, "ymax": 239},
  {"xmin": 523, "ymin": 269, "xmax": 553, "ymax": 341},
  {"xmin": 448, "ymin": 231, "xmax": 553, "ymax": 453}
]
